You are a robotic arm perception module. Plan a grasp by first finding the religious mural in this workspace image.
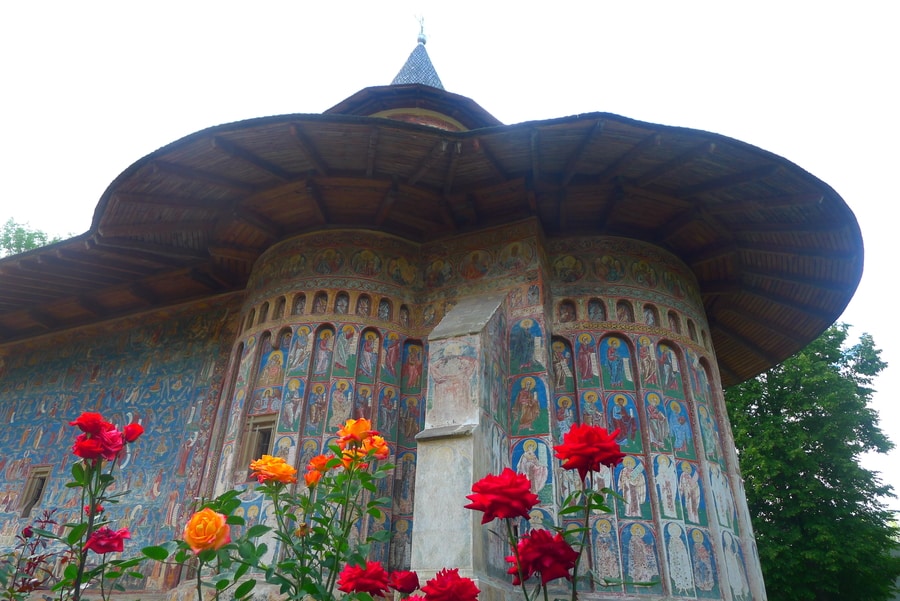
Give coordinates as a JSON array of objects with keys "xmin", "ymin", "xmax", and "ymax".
[{"xmin": 0, "ymin": 224, "xmax": 756, "ymax": 599}]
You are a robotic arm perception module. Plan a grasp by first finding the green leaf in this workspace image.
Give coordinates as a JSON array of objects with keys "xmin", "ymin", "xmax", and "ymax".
[
  {"xmin": 234, "ymin": 561, "xmax": 250, "ymax": 580},
  {"xmin": 558, "ymin": 505, "xmax": 584, "ymax": 515},
  {"xmin": 227, "ymin": 515, "xmax": 246, "ymax": 526},
  {"xmin": 29, "ymin": 527, "xmax": 60, "ymax": 540},
  {"xmin": 142, "ymin": 545, "xmax": 171, "ymax": 561},
  {"xmin": 234, "ymin": 579, "xmax": 256, "ymax": 599},
  {"xmin": 67, "ymin": 523, "xmax": 88, "ymax": 546},
  {"xmin": 71, "ymin": 462, "xmax": 86, "ymax": 484},
  {"xmin": 246, "ymin": 524, "xmax": 272, "ymax": 538}
]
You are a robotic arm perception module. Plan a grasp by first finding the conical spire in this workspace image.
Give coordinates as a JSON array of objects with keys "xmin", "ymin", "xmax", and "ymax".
[{"xmin": 391, "ymin": 21, "xmax": 444, "ymax": 90}]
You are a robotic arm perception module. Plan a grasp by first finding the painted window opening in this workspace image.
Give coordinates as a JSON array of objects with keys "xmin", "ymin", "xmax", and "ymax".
[{"xmin": 291, "ymin": 293, "xmax": 306, "ymax": 316}]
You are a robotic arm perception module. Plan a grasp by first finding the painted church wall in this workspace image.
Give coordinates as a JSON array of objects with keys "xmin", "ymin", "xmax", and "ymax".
[
  {"xmin": 0, "ymin": 215, "xmax": 765, "ymax": 599},
  {"xmin": 0, "ymin": 295, "xmax": 241, "ymax": 590}
]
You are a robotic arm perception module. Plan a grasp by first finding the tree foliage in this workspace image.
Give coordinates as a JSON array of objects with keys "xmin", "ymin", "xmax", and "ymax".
[
  {"xmin": 725, "ymin": 324, "xmax": 900, "ymax": 601},
  {"xmin": 0, "ymin": 218, "xmax": 61, "ymax": 257}
]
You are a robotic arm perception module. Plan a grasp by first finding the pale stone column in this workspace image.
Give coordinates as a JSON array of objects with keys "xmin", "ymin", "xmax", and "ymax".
[{"xmin": 410, "ymin": 294, "xmax": 508, "ymax": 600}]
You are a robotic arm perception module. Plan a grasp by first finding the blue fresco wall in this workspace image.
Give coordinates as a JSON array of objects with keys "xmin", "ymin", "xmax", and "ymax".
[{"xmin": 0, "ymin": 297, "xmax": 240, "ymax": 590}]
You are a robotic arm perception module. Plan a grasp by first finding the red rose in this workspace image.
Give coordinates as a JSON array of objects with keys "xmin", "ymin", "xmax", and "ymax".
[
  {"xmin": 388, "ymin": 570, "xmax": 420, "ymax": 594},
  {"xmin": 123, "ymin": 423, "xmax": 144, "ymax": 443},
  {"xmin": 506, "ymin": 528, "xmax": 579, "ymax": 585},
  {"xmin": 73, "ymin": 435, "xmax": 104, "ymax": 460},
  {"xmin": 83, "ymin": 527, "xmax": 130, "ymax": 554},
  {"xmin": 337, "ymin": 561, "xmax": 390, "ymax": 598},
  {"xmin": 464, "ymin": 467, "xmax": 540, "ymax": 524},
  {"xmin": 420, "ymin": 568, "xmax": 480, "ymax": 601},
  {"xmin": 553, "ymin": 423, "xmax": 625, "ymax": 481},
  {"xmin": 22, "ymin": 526, "xmax": 33, "ymax": 538},
  {"xmin": 96, "ymin": 426, "xmax": 125, "ymax": 460},
  {"xmin": 69, "ymin": 412, "xmax": 111, "ymax": 435}
]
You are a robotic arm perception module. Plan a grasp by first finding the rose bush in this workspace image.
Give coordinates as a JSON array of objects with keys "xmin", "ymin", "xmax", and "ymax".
[
  {"xmin": 12, "ymin": 412, "xmax": 145, "ymax": 601},
  {"xmin": 141, "ymin": 417, "xmax": 482, "ymax": 601},
  {"xmin": 137, "ymin": 419, "xmax": 627, "ymax": 601}
]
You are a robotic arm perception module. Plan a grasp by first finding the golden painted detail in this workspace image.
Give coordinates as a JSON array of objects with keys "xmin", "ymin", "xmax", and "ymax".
[{"xmin": 369, "ymin": 108, "xmax": 466, "ymax": 131}]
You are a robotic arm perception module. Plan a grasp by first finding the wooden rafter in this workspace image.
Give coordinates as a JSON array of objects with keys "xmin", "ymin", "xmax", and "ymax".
[
  {"xmin": 712, "ymin": 302, "xmax": 809, "ymax": 347},
  {"xmin": 473, "ymin": 138, "xmax": 510, "ymax": 183},
  {"xmin": 208, "ymin": 244, "xmax": 262, "ymax": 263},
  {"xmin": 289, "ymin": 125, "xmax": 330, "ymax": 176},
  {"xmin": 212, "ymin": 136, "xmax": 294, "ymax": 182},
  {"xmin": 112, "ymin": 191, "xmax": 227, "ymax": 211},
  {"xmin": 684, "ymin": 241, "xmax": 739, "ymax": 267},
  {"xmin": 304, "ymin": 181, "xmax": 329, "ymax": 224},
  {"xmin": 366, "ymin": 127, "xmax": 378, "ymax": 178},
  {"xmin": 35, "ymin": 255, "xmax": 128, "ymax": 285},
  {"xmin": 727, "ymin": 220, "xmax": 851, "ymax": 234},
  {"xmin": 408, "ymin": 140, "xmax": 446, "ymax": 186},
  {"xmin": 712, "ymin": 320, "xmax": 783, "ymax": 365},
  {"xmin": 442, "ymin": 141, "xmax": 462, "ymax": 195},
  {"xmin": 742, "ymin": 284, "xmax": 835, "ymax": 322},
  {"xmin": 530, "ymin": 129, "xmax": 541, "ymax": 182},
  {"xmin": 704, "ymin": 192, "xmax": 825, "ymax": 216},
  {"xmin": 98, "ymin": 220, "xmax": 211, "ymax": 238},
  {"xmin": 561, "ymin": 119, "xmax": 604, "ymax": 186},
  {"xmin": 92, "ymin": 236, "xmax": 210, "ymax": 261},
  {"xmin": 737, "ymin": 243, "xmax": 857, "ymax": 260},
  {"xmin": 742, "ymin": 266, "xmax": 852, "ymax": 292},
  {"xmin": 232, "ymin": 209, "xmax": 280, "ymax": 240},
  {"xmin": 678, "ymin": 164, "xmax": 781, "ymax": 198},
  {"xmin": 55, "ymin": 249, "xmax": 157, "ymax": 277},
  {"xmin": 151, "ymin": 160, "xmax": 257, "ymax": 193},
  {"xmin": 658, "ymin": 207, "xmax": 733, "ymax": 245},
  {"xmin": 634, "ymin": 141, "xmax": 715, "ymax": 187},
  {"xmin": 10, "ymin": 260, "xmax": 120, "ymax": 288},
  {"xmin": 596, "ymin": 132, "xmax": 661, "ymax": 186},
  {"xmin": 375, "ymin": 178, "xmax": 399, "ymax": 226}
]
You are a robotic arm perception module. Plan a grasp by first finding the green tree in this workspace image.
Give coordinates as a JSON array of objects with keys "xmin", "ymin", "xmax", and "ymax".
[
  {"xmin": 0, "ymin": 218, "xmax": 61, "ymax": 257},
  {"xmin": 726, "ymin": 324, "xmax": 900, "ymax": 601}
]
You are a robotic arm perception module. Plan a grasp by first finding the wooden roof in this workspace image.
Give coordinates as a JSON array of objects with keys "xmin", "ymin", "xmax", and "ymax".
[{"xmin": 0, "ymin": 85, "xmax": 862, "ymax": 386}]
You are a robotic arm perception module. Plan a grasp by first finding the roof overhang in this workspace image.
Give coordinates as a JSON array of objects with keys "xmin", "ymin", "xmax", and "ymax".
[{"xmin": 0, "ymin": 109, "xmax": 862, "ymax": 386}]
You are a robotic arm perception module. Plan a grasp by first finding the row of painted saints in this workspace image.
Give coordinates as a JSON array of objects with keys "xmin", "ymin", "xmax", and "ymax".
[{"xmin": 487, "ymin": 508, "xmax": 748, "ymax": 599}]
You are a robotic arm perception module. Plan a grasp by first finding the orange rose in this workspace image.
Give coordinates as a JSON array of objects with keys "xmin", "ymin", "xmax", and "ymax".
[
  {"xmin": 337, "ymin": 418, "xmax": 375, "ymax": 447},
  {"xmin": 340, "ymin": 447, "xmax": 368, "ymax": 470},
  {"xmin": 183, "ymin": 508, "xmax": 231, "ymax": 554},
  {"xmin": 304, "ymin": 470, "xmax": 323, "ymax": 487},
  {"xmin": 307, "ymin": 454, "xmax": 333, "ymax": 473},
  {"xmin": 249, "ymin": 454, "xmax": 298, "ymax": 484},
  {"xmin": 362, "ymin": 434, "xmax": 390, "ymax": 460}
]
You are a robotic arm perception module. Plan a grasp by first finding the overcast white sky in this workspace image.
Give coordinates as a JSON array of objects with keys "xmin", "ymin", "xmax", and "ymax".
[{"xmin": 2, "ymin": 2, "xmax": 898, "ymax": 509}]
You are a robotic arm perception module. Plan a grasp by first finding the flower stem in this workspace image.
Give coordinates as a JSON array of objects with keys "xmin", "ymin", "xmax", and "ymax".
[
  {"xmin": 505, "ymin": 518, "xmax": 531, "ymax": 601},
  {"xmin": 195, "ymin": 559, "xmax": 203, "ymax": 601}
]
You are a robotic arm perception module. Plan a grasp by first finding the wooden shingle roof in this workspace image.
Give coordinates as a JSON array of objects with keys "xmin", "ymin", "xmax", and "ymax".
[{"xmin": 0, "ymin": 87, "xmax": 862, "ymax": 386}]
